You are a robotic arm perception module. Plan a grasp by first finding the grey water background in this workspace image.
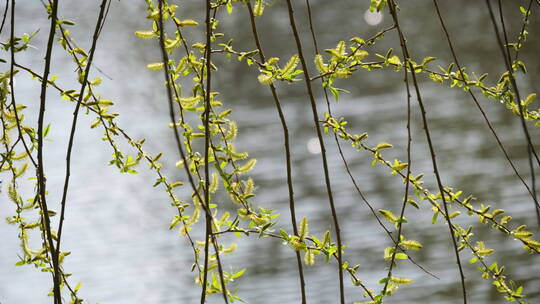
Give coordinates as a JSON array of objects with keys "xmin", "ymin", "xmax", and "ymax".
[{"xmin": 1, "ymin": 0, "xmax": 540, "ymax": 303}]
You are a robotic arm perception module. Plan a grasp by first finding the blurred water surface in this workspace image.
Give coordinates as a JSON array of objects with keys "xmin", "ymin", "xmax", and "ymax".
[{"xmin": 1, "ymin": 1, "xmax": 540, "ymax": 303}]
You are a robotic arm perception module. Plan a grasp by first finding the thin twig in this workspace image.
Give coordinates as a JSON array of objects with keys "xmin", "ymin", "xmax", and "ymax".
[
  {"xmin": 487, "ymin": 0, "xmax": 540, "ymax": 226},
  {"xmin": 308, "ymin": 26, "xmax": 397, "ymax": 82},
  {"xmin": 386, "ymin": 1, "xmax": 467, "ymax": 302},
  {"xmin": 245, "ymin": 3, "xmax": 308, "ymax": 303},
  {"xmin": 284, "ymin": 0, "xmax": 345, "ymax": 302},
  {"xmin": 36, "ymin": 0, "xmax": 62, "ymax": 302},
  {"xmin": 155, "ymin": 1, "xmax": 228, "ymax": 303},
  {"xmin": 7, "ymin": 2, "xmax": 38, "ymax": 169},
  {"xmin": 431, "ymin": 0, "xmax": 540, "ymax": 223},
  {"xmin": 514, "ymin": 0, "xmax": 534, "ymax": 61},
  {"xmin": 55, "ymin": 0, "xmax": 109, "ymax": 284},
  {"xmin": 488, "ymin": 0, "xmax": 540, "ymax": 168},
  {"xmin": 202, "ymin": 0, "xmax": 213, "ymax": 300},
  {"xmin": 382, "ymin": 33, "xmax": 413, "ymax": 297},
  {"xmin": 0, "ymin": 0, "xmax": 8, "ymax": 35}
]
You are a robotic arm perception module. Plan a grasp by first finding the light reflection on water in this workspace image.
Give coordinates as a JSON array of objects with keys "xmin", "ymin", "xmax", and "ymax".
[{"xmin": 1, "ymin": 1, "xmax": 539, "ymax": 303}]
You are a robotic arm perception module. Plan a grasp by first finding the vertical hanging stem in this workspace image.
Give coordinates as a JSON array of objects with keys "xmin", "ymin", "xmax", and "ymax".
[
  {"xmin": 245, "ymin": 3, "xmax": 307, "ymax": 303},
  {"xmin": 485, "ymin": 0, "xmax": 540, "ymax": 169},
  {"xmin": 381, "ymin": 50, "xmax": 413, "ymax": 296},
  {"xmin": 56, "ymin": 0, "xmax": 109, "ymax": 279},
  {"xmin": 387, "ymin": 1, "xmax": 467, "ymax": 302},
  {"xmin": 204, "ymin": 1, "xmax": 229, "ymax": 303},
  {"xmin": 487, "ymin": 0, "xmax": 540, "ymax": 226},
  {"xmin": 37, "ymin": 0, "xmax": 62, "ymax": 302},
  {"xmin": 0, "ymin": 0, "xmax": 8, "ymax": 35},
  {"xmin": 156, "ymin": 1, "xmax": 228, "ymax": 303},
  {"xmin": 431, "ymin": 0, "xmax": 540, "ymax": 225},
  {"xmin": 283, "ymin": 0, "xmax": 345, "ymax": 302},
  {"xmin": 202, "ymin": 0, "xmax": 213, "ymax": 302}
]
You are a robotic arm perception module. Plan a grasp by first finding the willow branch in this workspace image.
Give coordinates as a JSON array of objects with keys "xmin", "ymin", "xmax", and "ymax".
[
  {"xmin": 245, "ymin": 3, "xmax": 308, "ymax": 303},
  {"xmin": 387, "ymin": 1, "xmax": 467, "ymax": 302},
  {"xmin": 36, "ymin": 0, "xmax": 63, "ymax": 302},
  {"xmin": 284, "ymin": 0, "xmax": 345, "ymax": 302},
  {"xmin": 0, "ymin": 0, "xmax": 8, "ymax": 35},
  {"xmin": 486, "ymin": 0, "xmax": 540, "ymax": 168},
  {"xmin": 431, "ymin": 0, "xmax": 540, "ymax": 226},
  {"xmin": 487, "ymin": 0, "xmax": 540, "ymax": 226},
  {"xmin": 56, "ymin": 0, "xmax": 109, "ymax": 278}
]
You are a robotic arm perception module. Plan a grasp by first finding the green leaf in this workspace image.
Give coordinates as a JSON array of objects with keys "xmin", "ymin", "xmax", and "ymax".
[
  {"xmin": 390, "ymin": 276, "xmax": 412, "ymax": 285},
  {"xmin": 147, "ymin": 62, "xmax": 164, "ymax": 70},
  {"xmin": 232, "ymin": 269, "xmax": 246, "ymax": 279},
  {"xmin": 135, "ymin": 30, "xmax": 154, "ymax": 39},
  {"xmin": 43, "ymin": 124, "xmax": 51, "ymax": 137},
  {"xmin": 431, "ymin": 212, "xmax": 439, "ymax": 224},
  {"xmin": 299, "ymin": 217, "xmax": 308, "ymax": 239},
  {"xmin": 177, "ymin": 19, "xmax": 199, "ymax": 27},
  {"xmin": 387, "ymin": 55, "xmax": 401, "ymax": 66},
  {"xmin": 354, "ymin": 50, "xmax": 369, "ymax": 61},
  {"xmin": 375, "ymin": 142, "xmax": 393, "ymax": 150},
  {"xmin": 254, "ymin": 0, "xmax": 265, "ymax": 17},
  {"xmin": 258, "ymin": 73, "xmax": 274, "ymax": 85},
  {"xmin": 378, "ymin": 209, "xmax": 398, "ymax": 223},
  {"xmin": 237, "ymin": 159, "xmax": 257, "ymax": 173},
  {"xmin": 400, "ymin": 239, "xmax": 422, "ymax": 250},
  {"xmin": 523, "ymin": 93, "xmax": 536, "ymax": 106},
  {"xmin": 395, "ymin": 252, "xmax": 408, "ymax": 260},
  {"xmin": 281, "ymin": 55, "xmax": 299, "ymax": 76},
  {"xmin": 279, "ymin": 229, "xmax": 289, "ymax": 240},
  {"xmin": 314, "ymin": 54, "xmax": 328, "ymax": 73}
]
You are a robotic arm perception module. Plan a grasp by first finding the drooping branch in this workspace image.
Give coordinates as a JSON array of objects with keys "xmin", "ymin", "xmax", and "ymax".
[
  {"xmin": 386, "ymin": 0, "xmax": 468, "ymax": 302},
  {"xmin": 431, "ymin": 0, "xmax": 540, "ymax": 226},
  {"xmin": 36, "ymin": 0, "xmax": 62, "ymax": 302},
  {"xmin": 245, "ymin": 2, "xmax": 308, "ymax": 303},
  {"xmin": 55, "ymin": 0, "xmax": 110, "ymax": 283},
  {"xmin": 283, "ymin": 0, "xmax": 345, "ymax": 302}
]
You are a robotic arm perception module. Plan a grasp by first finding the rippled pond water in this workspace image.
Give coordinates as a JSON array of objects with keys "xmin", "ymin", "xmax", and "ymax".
[{"xmin": 1, "ymin": 1, "xmax": 539, "ymax": 303}]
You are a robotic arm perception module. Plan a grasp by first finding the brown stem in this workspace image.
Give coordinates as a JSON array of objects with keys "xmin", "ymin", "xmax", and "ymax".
[
  {"xmin": 0, "ymin": 0, "xmax": 8, "ymax": 35},
  {"xmin": 36, "ymin": 0, "xmax": 62, "ymax": 302},
  {"xmin": 387, "ymin": 1, "xmax": 467, "ymax": 302},
  {"xmin": 486, "ymin": 0, "xmax": 540, "ymax": 226},
  {"xmin": 431, "ymin": 0, "xmax": 540, "ymax": 224},
  {"xmin": 382, "ymin": 36, "xmax": 413, "ymax": 297},
  {"xmin": 245, "ymin": 2, "xmax": 307, "ymax": 303},
  {"xmin": 283, "ymin": 0, "xmax": 345, "ymax": 302},
  {"xmin": 514, "ymin": 0, "xmax": 534, "ymax": 61},
  {"xmin": 56, "ymin": 0, "xmax": 109, "ymax": 282}
]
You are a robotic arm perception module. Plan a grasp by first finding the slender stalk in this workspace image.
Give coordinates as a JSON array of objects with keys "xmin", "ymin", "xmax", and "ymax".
[
  {"xmin": 201, "ymin": 0, "xmax": 213, "ymax": 301},
  {"xmin": 431, "ymin": 0, "xmax": 540, "ymax": 222},
  {"xmin": 7, "ymin": 0, "xmax": 37, "ymax": 169},
  {"xmin": 485, "ymin": 0, "xmax": 540, "ymax": 168},
  {"xmin": 204, "ymin": 5, "xmax": 229, "ymax": 303},
  {"xmin": 245, "ymin": 3, "xmax": 307, "ymax": 303},
  {"xmin": 0, "ymin": 0, "xmax": 8, "ymax": 35},
  {"xmin": 36, "ymin": 0, "xmax": 62, "ymax": 302},
  {"xmin": 305, "ymin": 0, "xmax": 436, "ymax": 282},
  {"xmin": 2, "ymin": 4, "xmax": 30, "ymax": 300},
  {"xmin": 155, "ymin": 1, "xmax": 228, "ymax": 303},
  {"xmin": 514, "ymin": 0, "xmax": 534, "ymax": 61},
  {"xmin": 56, "ymin": 0, "xmax": 109, "ymax": 274},
  {"xmin": 497, "ymin": 0, "xmax": 539, "ymax": 225},
  {"xmin": 386, "ymin": 1, "xmax": 467, "ymax": 302},
  {"xmin": 283, "ymin": 0, "xmax": 345, "ymax": 302},
  {"xmin": 382, "ymin": 44, "xmax": 413, "ymax": 296},
  {"xmin": 306, "ymin": 0, "xmax": 413, "ymax": 287},
  {"xmin": 486, "ymin": 0, "xmax": 540, "ymax": 225}
]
